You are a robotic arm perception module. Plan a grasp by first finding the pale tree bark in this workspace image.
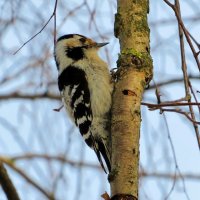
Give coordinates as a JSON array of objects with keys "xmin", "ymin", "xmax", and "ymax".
[{"xmin": 110, "ymin": 1, "xmax": 153, "ymax": 200}]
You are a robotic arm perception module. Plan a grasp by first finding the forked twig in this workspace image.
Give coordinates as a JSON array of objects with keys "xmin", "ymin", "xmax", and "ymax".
[{"xmin": 14, "ymin": 0, "xmax": 58, "ymax": 54}]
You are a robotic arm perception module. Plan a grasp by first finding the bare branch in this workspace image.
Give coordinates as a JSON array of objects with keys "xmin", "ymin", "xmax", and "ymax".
[
  {"xmin": 162, "ymin": 108, "xmax": 200, "ymax": 125},
  {"xmin": 0, "ymin": 161, "xmax": 20, "ymax": 200},
  {"xmin": 175, "ymin": 0, "xmax": 200, "ymax": 149},
  {"xmin": 141, "ymin": 171, "xmax": 200, "ymax": 181},
  {"xmin": 148, "ymin": 75, "xmax": 200, "ymax": 90},
  {"xmin": 163, "ymin": 0, "xmax": 200, "ymax": 71},
  {"xmin": 0, "ymin": 93, "xmax": 60, "ymax": 101},
  {"xmin": 0, "ymin": 157, "xmax": 54, "ymax": 200},
  {"xmin": 10, "ymin": 153, "xmax": 101, "ymax": 169},
  {"xmin": 142, "ymin": 102, "xmax": 200, "ymax": 108}
]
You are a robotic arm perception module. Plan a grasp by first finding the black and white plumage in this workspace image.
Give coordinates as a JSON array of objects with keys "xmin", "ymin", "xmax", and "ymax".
[{"xmin": 54, "ymin": 34, "xmax": 113, "ymax": 173}]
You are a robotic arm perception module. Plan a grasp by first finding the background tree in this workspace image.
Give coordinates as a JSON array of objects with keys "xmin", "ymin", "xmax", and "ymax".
[{"xmin": 0, "ymin": 0, "xmax": 200, "ymax": 200}]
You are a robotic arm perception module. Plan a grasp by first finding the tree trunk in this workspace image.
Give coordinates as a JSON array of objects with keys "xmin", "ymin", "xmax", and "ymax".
[{"xmin": 110, "ymin": 1, "xmax": 152, "ymax": 199}]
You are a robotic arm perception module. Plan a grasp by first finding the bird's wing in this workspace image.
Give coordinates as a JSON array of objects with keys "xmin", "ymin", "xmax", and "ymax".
[{"xmin": 58, "ymin": 66, "xmax": 109, "ymax": 173}]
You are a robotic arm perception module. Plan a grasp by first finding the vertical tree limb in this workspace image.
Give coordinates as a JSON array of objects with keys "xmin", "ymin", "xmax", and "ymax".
[{"xmin": 110, "ymin": 1, "xmax": 152, "ymax": 199}]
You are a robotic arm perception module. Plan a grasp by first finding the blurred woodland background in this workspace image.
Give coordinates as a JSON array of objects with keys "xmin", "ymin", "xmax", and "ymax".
[{"xmin": 0, "ymin": 0, "xmax": 200, "ymax": 199}]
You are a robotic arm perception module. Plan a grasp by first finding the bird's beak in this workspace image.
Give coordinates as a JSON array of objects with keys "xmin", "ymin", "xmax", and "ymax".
[{"xmin": 96, "ymin": 42, "xmax": 109, "ymax": 48}]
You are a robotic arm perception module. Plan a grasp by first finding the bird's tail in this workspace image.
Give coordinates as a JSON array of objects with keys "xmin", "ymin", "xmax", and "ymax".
[
  {"xmin": 88, "ymin": 117, "xmax": 111, "ymax": 173},
  {"xmin": 93, "ymin": 137, "xmax": 111, "ymax": 173}
]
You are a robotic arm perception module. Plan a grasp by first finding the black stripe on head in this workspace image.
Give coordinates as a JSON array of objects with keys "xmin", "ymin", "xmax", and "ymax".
[
  {"xmin": 57, "ymin": 34, "xmax": 74, "ymax": 42},
  {"xmin": 57, "ymin": 34, "xmax": 86, "ymax": 42},
  {"xmin": 65, "ymin": 47, "xmax": 84, "ymax": 61}
]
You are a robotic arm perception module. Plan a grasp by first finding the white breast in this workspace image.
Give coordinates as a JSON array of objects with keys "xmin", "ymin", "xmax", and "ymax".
[{"xmin": 76, "ymin": 55, "xmax": 113, "ymax": 117}]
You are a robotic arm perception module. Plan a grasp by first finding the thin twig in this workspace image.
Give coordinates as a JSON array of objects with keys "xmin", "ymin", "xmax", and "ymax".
[
  {"xmin": 153, "ymin": 83, "xmax": 178, "ymax": 200},
  {"xmin": 163, "ymin": 0, "xmax": 200, "ymax": 71},
  {"xmin": 142, "ymin": 102, "xmax": 200, "ymax": 108},
  {"xmin": 147, "ymin": 75, "xmax": 200, "ymax": 90},
  {"xmin": 176, "ymin": 0, "xmax": 190, "ymax": 98},
  {"xmin": 163, "ymin": 114, "xmax": 190, "ymax": 200},
  {"xmin": 14, "ymin": 0, "xmax": 58, "ymax": 54},
  {"xmin": 175, "ymin": 0, "xmax": 200, "ymax": 149},
  {"xmin": 187, "ymin": 31, "xmax": 200, "ymax": 51},
  {"xmin": 142, "ymin": 102, "xmax": 200, "ymax": 124},
  {"xmin": 189, "ymin": 80, "xmax": 200, "ymax": 116},
  {"xmin": 153, "ymin": 81, "xmax": 190, "ymax": 199},
  {"xmin": 163, "ymin": 115, "xmax": 177, "ymax": 200},
  {"xmin": 53, "ymin": 0, "xmax": 58, "ymax": 46},
  {"xmin": 162, "ymin": 108, "xmax": 200, "ymax": 125},
  {"xmin": 141, "ymin": 171, "xmax": 200, "ymax": 180}
]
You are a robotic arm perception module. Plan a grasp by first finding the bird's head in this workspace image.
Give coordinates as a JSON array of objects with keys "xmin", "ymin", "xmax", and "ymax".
[
  {"xmin": 54, "ymin": 34, "xmax": 108, "ymax": 71},
  {"xmin": 57, "ymin": 34, "xmax": 108, "ymax": 49}
]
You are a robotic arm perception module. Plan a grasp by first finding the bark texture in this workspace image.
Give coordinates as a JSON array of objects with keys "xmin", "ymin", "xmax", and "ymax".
[{"xmin": 110, "ymin": 0, "xmax": 152, "ymax": 199}]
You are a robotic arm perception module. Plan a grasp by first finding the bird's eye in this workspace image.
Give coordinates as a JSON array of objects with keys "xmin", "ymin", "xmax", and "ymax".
[{"xmin": 79, "ymin": 38, "xmax": 86, "ymax": 43}]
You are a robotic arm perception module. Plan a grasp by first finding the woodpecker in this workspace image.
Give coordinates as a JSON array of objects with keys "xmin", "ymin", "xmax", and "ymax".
[{"xmin": 54, "ymin": 34, "xmax": 113, "ymax": 173}]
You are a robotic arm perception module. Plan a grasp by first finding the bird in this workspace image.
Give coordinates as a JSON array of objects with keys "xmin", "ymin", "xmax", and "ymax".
[{"xmin": 54, "ymin": 34, "xmax": 113, "ymax": 173}]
